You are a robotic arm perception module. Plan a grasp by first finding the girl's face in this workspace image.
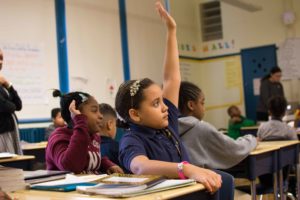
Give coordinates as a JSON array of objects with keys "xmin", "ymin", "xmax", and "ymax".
[
  {"xmin": 190, "ymin": 93, "xmax": 205, "ymax": 120},
  {"xmin": 131, "ymin": 84, "xmax": 169, "ymax": 129},
  {"xmin": 80, "ymin": 97, "xmax": 102, "ymax": 134},
  {"xmin": 53, "ymin": 112, "xmax": 65, "ymax": 127}
]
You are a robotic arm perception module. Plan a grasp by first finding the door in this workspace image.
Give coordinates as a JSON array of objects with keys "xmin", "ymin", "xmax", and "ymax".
[{"xmin": 241, "ymin": 45, "xmax": 277, "ymax": 121}]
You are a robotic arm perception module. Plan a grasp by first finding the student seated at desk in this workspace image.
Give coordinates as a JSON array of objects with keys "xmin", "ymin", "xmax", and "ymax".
[
  {"xmin": 227, "ymin": 105, "xmax": 256, "ymax": 139},
  {"xmin": 118, "ymin": 3, "xmax": 233, "ymax": 199},
  {"xmin": 258, "ymin": 96, "xmax": 297, "ymax": 191},
  {"xmin": 98, "ymin": 103, "xmax": 120, "ymax": 166},
  {"xmin": 257, "ymin": 96, "xmax": 297, "ymax": 141},
  {"xmin": 45, "ymin": 108, "xmax": 66, "ymax": 141},
  {"xmin": 178, "ymin": 81, "xmax": 257, "ymax": 170},
  {"xmin": 46, "ymin": 90, "xmax": 123, "ymax": 174}
]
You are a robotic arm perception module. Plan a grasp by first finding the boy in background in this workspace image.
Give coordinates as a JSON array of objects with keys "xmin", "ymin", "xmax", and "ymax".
[
  {"xmin": 99, "ymin": 103, "xmax": 120, "ymax": 166},
  {"xmin": 45, "ymin": 108, "xmax": 65, "ymax": 141},
  {"xmin": 258, "ymin": 96, "xmax": 297, "ymax": 141},
  {"xmin": 227, "ymin": 105, "xmax": 256, "ymax": 139}
]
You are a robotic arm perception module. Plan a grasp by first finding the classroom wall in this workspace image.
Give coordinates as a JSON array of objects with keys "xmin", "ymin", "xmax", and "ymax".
[
  {"xmin": 0, "ymin": 0, "xmax": 59, "ymax": 122},
  {"xmin": 126, "ymin": 0, "xmax": 167, "ymax": 84},
  {"xmin": 171, "ymin": 0, "xmax": 300, "ymax": 128},
  {"xmin": 66, "ymin": 0, "xmax": 124, "ymax": 106}
]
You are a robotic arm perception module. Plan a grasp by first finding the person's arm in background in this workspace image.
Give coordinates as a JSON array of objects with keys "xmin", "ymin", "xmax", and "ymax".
[
  {"xmin": 0, "ymin": 75, "xmax": 22, "ymax": 112},
  {"xmin": 260, "ymin": 80, "xmax": 270, "ymax": 111}
]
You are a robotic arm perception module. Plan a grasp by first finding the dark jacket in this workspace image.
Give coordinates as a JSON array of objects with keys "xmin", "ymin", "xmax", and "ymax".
[
  {"xmin": 0, "ymin": 85, "xmax": 22, "ymax": 134},
  {"xmin": 257, "ymin": 79, "xmax": 284, "ymax": 113}
]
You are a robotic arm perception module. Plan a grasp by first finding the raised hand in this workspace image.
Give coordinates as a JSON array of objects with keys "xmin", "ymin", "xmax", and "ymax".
[
  {"xmin": 69, "ymin": 100, "xmax": 81, "ymax": 119},
  {"xmin": 155, "ymin": 1, "xmax": 176, "ymax": 30}
]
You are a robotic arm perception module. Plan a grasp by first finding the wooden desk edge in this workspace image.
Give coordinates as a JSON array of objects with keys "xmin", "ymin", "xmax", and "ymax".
[
  {"xmin": 9, "ymin": 183, "xmax": 205, "ymax": 200},
  {"xmin": 0, "ymin": 155, "xmax": 35, "ymax": 163}
]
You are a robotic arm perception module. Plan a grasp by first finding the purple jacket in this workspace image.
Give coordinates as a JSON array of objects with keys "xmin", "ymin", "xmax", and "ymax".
[{"xmin": 46, "ymin": 114, "xmax": 115, "ymax": 174}]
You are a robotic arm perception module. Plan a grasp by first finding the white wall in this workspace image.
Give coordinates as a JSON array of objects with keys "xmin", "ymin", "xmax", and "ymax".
[
  {"xmin": 126, "ymin": 0, "xmax": 166, "ymax": 84},
  {"xmin": 0, "ymin": 0, "xmax": 59, "ymax": 122},
  {"xmin": 171, "ymin": 0, "xmax": 300, "ymax": 128},
  {"xmin": 66, "ymin": 0, "xmax": 123, "ymax": 106}
]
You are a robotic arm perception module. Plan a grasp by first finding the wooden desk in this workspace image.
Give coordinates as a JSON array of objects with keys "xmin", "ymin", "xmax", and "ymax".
[
  {"xmin": 22, "ymin": 142, "xmax": 47, "ymax": 169},
  {"xmin": 21, "ymin": 142, "xmax": 47, "ymax": 151},
  {"xmin": 240, "ymin": 126, "xmax": 259, "ymax": 137},
  {"xmin": 0, "ymin": 155, "xmax": 35, "ymax": 170},
  {"xmin": 9, "ymin": 183, "xmax": 212, "ymax": 200},
  {"xmin": 227, "ymin": 143, "xmax": 280, "ymax": 200},
  {"xmin": 257, "ymin": 140, "xmax": 300, "ymax": 200}
]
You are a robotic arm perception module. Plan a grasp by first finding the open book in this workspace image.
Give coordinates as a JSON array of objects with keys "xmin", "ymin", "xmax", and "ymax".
[{"xmin": 76, "ymin": 173, "xmax": 196, "ymax": 197}]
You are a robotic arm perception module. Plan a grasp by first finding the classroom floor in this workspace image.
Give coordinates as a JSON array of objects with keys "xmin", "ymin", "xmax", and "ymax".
[{"xmin": 234, "ymin": 178, "xmax": 276, "ymax": 200}]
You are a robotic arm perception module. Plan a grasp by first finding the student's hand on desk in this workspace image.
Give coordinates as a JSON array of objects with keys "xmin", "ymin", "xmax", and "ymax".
[
  {"xmin": 155, "ymin": 1, "xmax": 176, "ymax": 31},
  {"xmin": 69, "ymin": 100, "xmax": 81, "ymax": 119},
  {"xmin": 106, "ymin": 165, "xmax": 124, "ymax": 174},
  {"xmin": 0, "ymin": 190, "xmax": 12, "ymax": 200},
  {"xmin": 184, "ymin": 164, "xmax": 221, "ymax": 194}
]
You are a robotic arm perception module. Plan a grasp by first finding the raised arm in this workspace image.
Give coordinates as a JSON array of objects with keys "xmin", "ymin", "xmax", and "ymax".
[{"xmin": 156, "ymin": 2, "xmax": 181, "ymax": 107}]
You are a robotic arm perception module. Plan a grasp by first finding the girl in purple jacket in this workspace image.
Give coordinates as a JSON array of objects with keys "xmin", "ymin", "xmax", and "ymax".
[{"xmin": 46, "ymin": 90, "xmax": 123, "ymax": 174}]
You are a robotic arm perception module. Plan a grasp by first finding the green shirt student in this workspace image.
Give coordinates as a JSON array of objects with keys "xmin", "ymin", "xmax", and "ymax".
[{"xmin": 227, "ymin": 106, "xmax": 255, "ymax": 139}]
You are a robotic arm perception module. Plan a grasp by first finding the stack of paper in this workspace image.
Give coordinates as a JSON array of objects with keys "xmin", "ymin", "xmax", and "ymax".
[
  {"xmin": 0, "ymin": 166, "xmax": 26, "ymax": 192},
  {"xmin": 76, "ymin": 174, "xmax": 196, "ymax": 197}
]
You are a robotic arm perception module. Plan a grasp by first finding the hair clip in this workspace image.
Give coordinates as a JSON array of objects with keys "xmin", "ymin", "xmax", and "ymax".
[
  {"xmin": 130, "ymin": 80, "xmax": 141, "ymax": 97},
  {"xmin": 79, "ymin": 93, "xmax": 88, "ymax": 103}
]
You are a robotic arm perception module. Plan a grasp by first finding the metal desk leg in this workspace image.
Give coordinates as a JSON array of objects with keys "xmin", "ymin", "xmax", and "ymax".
[
  {"xmin": 297, "ymin": 163, "xmax": 300, "ymax": 200},
  {"xmin": 251, "ymin": 180, "xmax": 257, "ymax": 200},
  {"xmin": 279, "ymin": 170, "xmax": 284, "ymax": 200},
  {"xmin": 274, "ymin": 172, "xmax": 278, "ymax": 200}
]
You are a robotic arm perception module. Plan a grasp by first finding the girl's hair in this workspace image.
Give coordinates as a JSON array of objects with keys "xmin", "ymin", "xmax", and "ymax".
[
  {"xmin": 262, "ymin": 66, "xmax": 282, "ymax": 81},
  {"xmin": 268, "ymin": 95, "xmax": 287, "ymax": 118},
  {"xmin": 115, "ymin": 78, "xmax": 154, "ymax": 128},
  {"xmin": 178, "ymin": 81, "xmax": 202, "ymax": 115},
  {"xmin": 52, "ymin": 89, "xmax": 91, "ymax": 127}
]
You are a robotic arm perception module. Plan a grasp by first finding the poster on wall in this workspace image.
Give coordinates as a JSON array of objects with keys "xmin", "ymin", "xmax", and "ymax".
[
  {"xmin": 277, "ymin": 38, "xmax": 300, "ymax": 80},
  {"xmin": 0, "ymin": 42, "xmax": 47, "ymax": 105}
]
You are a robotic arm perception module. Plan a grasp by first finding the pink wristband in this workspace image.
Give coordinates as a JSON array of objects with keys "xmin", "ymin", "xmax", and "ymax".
[{"xmin": 177, "ymin": 161, "xmax": 189, "ymax": 179}]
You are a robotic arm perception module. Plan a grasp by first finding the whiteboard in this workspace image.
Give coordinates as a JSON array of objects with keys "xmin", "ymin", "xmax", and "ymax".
[
  {"xmin": 1, "ymin": 43, "xmax": 48, "ymax": 105},
  {"xmin": 277, "ymin": 38, "xmax": 300, "ymax": 80},
  {"xmin": 180, "ymin": 56, "xmax": 244, "ymax": 110}
]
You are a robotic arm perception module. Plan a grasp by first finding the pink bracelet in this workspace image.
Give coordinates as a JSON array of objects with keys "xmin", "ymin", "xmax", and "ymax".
[{"xmin": 177, "ymin": 161, "xmax": 189, "ymax": 179}]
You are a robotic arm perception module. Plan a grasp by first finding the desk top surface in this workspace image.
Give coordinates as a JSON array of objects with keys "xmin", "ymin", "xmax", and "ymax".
[
  {"xmin": 0, "ymin": 155, "xmax": 35, "ymax": 163},
  {"xmin": 21, "ymin": 142, "xmax": 48, "ymax": 150},
  {"xmin": 250, "ymin": 140, "xmax": 300, "ymax": 155},
  {"xmin": 9, "ymin": 183, "xmax": 205, "ymax": 200}
]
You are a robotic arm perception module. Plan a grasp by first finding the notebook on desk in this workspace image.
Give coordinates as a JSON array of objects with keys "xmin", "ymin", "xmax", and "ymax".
[
  {"xmin": 30, "ymin": 174, "xmax": 107, "ymax": 192},
  {"xmin": 76, "ymin": 173, "xmax": 196, "ymax": 197},
  {"xmin": 0, "ymin": 152, "xmax": 17, "ymax": 159},
  {"xmin": 24, "ymin": 170, "xmax": 70, "ymax": 184}
]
